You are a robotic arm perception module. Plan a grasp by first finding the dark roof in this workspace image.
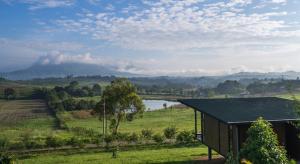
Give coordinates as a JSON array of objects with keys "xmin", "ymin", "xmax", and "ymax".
[{"xmin": 178, "ymin": 97, "xmax": 299, "ymax": 124}]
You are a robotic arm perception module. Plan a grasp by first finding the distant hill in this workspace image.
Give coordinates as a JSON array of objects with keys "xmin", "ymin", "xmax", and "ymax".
[{"xmin": 1, "ymin": 63, "xmax": 135, "ymax": 80}]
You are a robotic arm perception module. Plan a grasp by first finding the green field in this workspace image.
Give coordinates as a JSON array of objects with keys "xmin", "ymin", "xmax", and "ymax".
[
  {"xmin": 19, "ymin": 145, "xmax": 210, "ymax": 164},
  {"xmin": 0, "ymin": 99, "xmax": 57, "ymax": 141},
  {"xmin": 66, "ymin": 108, "xmax": 196, "ymax": 134}
]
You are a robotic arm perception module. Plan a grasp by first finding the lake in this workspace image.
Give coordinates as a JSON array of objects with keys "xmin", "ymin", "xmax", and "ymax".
[{"xmin": 143, "ymin": 100, "xmax": 180, "ymax": 111}]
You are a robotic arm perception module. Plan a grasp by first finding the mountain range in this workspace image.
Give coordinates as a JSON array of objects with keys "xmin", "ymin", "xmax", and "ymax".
[{"xmin": 1, "ymin": 62, "xmax": 300, "ymax": 82}]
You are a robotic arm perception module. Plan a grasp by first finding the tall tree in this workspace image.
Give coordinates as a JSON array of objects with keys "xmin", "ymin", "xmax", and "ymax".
[
  {"xmin": 240, "ymin": 117, "xmax": 288, "ymax": 164},
  {"xmin": 95, "ymin": 78, "xmax": 145, "ymax": 134},
  {"xmin": 92, "ymin": 84, "xmax": 102, "ymax": 96}
]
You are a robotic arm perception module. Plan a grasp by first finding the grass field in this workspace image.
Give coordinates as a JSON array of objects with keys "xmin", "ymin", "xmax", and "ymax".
[
  {"xmin": 66, "ymin": 107, "xmax": 197, "ymax": 134},
  {"xmin": 0, "ymin": 99, "xmax": 57, "ymax": 141},
  {"xmin": 18, "ymin": 145, "xmax": 209, "ymax": 164}
]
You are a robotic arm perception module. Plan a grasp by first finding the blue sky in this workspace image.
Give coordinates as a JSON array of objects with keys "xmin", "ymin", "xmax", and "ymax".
[{"xmin": 0, "ymin": 0, "xmax": 300, "ymax": 75}]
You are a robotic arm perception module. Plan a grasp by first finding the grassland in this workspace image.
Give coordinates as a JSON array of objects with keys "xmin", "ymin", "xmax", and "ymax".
[
  {"xmin": 0, "ymin": 99, "xmax": 57, "ymax": 141},
  {"xmin": 18, "ymin": 145, "xmax": 210, "ymax": 164},
  {"xmin": 66, "ymin": 108, "xmax": 197, "ymax": 134}
]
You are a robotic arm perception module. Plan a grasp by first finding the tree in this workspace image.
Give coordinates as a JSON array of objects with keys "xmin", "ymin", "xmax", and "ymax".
[
  {"xmin": 216, "ymin": 80, "xmax": 244, "ymax": 95},
  {"xmin": 92, "ymin": 84, "xmax": 102, "ymax": 96},
  {"xmin": 95, "ymin": 78, "xmax": 145, "ymax": 134},
  {"xmin": 240, "ymin": 117, "xmax": 288, "ymax": 164},
  {"xmin": 4, "ymin": 88, "xmax": 16, "ymax": 100}
]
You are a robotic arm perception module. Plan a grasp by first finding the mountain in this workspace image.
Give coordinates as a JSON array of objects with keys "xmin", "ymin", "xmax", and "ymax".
[{"xmin": 1, "ymin": 63, "xmax": 135, "ymax": 80}]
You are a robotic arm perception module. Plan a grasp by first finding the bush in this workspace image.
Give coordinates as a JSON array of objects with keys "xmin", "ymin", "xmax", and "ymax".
[
  {"xmin": 141, "ymin": 129, "xmax": 153, "ymax": 139},
  {"xmin": 152, "ymin": 134, "xmax": 165, "ymax": 144},
  {"xmin": 20, "ymin": 133, "xmax": 44, "ymax": 149},
  {"xmin": 240, "ymin": 117, "xmax": 288, "ymax": 164},
  {"xmin": 164, "ymin": 127, "xmax": 177, "ymax": 139},
  {"xmin": 45, "ymin": 135, "xmax": 65, "ymax": 148},
  {"xmin": 68, "ymin": 137, "xmax": 85, "ymax": 148},
  {"xmin": 104, "ymin": 134, "xmax": 116, "ymax": 145},
  {"xmin": 176, "ymin": 131, "xmax": 194, "ymax": 144},
  {"xmin": 0, "ymin": 137, "xmax": 9, "ymax": 152},
  {"xmin": 0, "ymin": 152, "xmax": 15, "ymax": 164},
  {"xmin": 128, "ymin": 133, "xmax": 139, "ymax": 143},
  {"xmin": 116, "ymin": 133, "xmax": 130, "ymax": 142}
]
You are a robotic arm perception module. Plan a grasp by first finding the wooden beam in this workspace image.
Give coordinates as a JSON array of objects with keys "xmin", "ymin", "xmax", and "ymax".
[
  {"xmin": 201, "ymin": 113, "xmax": 204, "ymax": 142},
  {"xmin": 194, "ymin": 109, "xmax": 198, "ymax": 138},
  {"xmin": 208, "ymin": 147, "xmax": 212, "ymax": 160}
]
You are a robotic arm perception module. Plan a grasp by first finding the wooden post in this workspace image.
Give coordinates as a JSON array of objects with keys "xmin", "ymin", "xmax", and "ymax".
[
  {"xmin": 103, "ymin": 98, "xmax": 106, "ymax": 137},
  {"xmin": 208, "ymin": 147, "xmax": 212, "ymax": 160},
  {"xmin": 194, "ymin": 109, "xmax": 197, "ymax": 138}
]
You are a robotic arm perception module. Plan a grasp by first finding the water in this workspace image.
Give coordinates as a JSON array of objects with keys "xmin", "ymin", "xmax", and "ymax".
[{"xmin": 143, "ymin": 100, "xmax": 180, "ymax": 111}]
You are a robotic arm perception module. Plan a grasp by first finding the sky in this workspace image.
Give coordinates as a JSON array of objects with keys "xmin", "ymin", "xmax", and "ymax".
[{"xmin": 0, "ymin": 0, "xmax": 300, "ymax": 76}]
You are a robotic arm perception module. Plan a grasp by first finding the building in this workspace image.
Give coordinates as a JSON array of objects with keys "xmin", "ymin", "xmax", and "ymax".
[{"xmin": 179, "ymin": 97, "xmax": 300, "ymax": 160}]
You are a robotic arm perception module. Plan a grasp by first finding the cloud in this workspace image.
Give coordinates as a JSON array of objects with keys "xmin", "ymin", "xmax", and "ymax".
[
  {"xmin": 36, "ymin": 52, "xmax": 98, "ymax": 65},
  {"xmin": 2, "ymin": 0, "xmax": 75, "ymax": 10},
  {"xmin": 53, "ymin": 0, "xmax": 299, "ymax": 51}
]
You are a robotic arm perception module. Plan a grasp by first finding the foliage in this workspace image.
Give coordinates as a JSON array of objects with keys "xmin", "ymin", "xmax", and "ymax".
[
  {"xmin": 225, "ymin": 151, "xmax": 239, "ymax": 164},
  {"xmin": 68, "ymin": 137, "xmax": 85, "ymax": 148},
  {"xmin": 45, "ymin": 135, "xmax": 65, "ymax": 148},
  {"xmin": 4, "ymin": 88, "xmax": 16, "ymax": 100},
  {"xmin": 0, "ymin": 152, "xmax": 14, "ymax": 164},
  {"xmin": 141, "ymin": 129, "xmax": 153, "ymax": 139},
  {"xmin": 164, "ymin": 126, "xmax": 177, "ymax": 139},
  {"xmin": 216, "ymin": 80, "xmax": 244, "ymax": 95},
  {"xmin": 128, "ymin": 133, "xmax": 139, "ymax": 143},
  {"xmin": 95, "ymin": 78, "xmax": 145, "ymax": 134},
  {"xmin": 240, "ymin": 117, "xmax": 288, "ymax": 164},
  {"xmin": 152, "ymin": 134, "xmax": 165, "ymax": 144},
  {"xmin": 176, "ymin": 131, "xmax": 194, "ymax": 144},
  {"xmin": 0, "ymin": 138, "xmax": 9, "ymax": 152}
]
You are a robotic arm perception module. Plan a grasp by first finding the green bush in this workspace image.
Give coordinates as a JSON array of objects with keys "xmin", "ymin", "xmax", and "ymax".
[
  {"xmin": 68, "ymin": 137, "xmax": 85, "ymax": 148},
  {"xmin": 141, "ymin": 129, "xmax": 153, "ymax": 139},
  {"xmin": 45, "ymin": 135, "xmax": 65, "ymax": 148},
  {"xmin": 152, "ymin": 134, "xmax": 165, "ymax": 144},
  {"xmin": 240, "ymin": 117, "xmax": 288, "ymax": 164},
  {"xmin": 20, "ymin": 133, "xmax": 44, "ymax": 149},
  {"xmin": 128, "ymin": 133, "xmax": 139, "ymax": 143},
  {"xmin": 116, "ymin": 133, "xmax": 130, "ymax": 142},
  {"xmin": 176, "ymin": 131, "xmax": 194, "ymax": 144},
  {"xmin": 104, "ymin": 134, "xmax": 116, "ymax": 145},
  {"xmin": 0, "ymin": 137, "xmax": 9, "ymax": 152},
  {"xmin": 164, "ymin": 127, "xmax": 177, "ymax": 139},
  {"xmin": 0, "ymin": 152, "xmax": 14, "ymax": 164}
]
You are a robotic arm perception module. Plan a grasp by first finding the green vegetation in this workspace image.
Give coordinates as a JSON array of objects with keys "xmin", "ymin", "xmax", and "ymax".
[
  {"xmin": 240, "ymin": 117, "xmax": 288, "ymax": 164},
  {"xmin": 19, "ymin": 145, "xmax": 208, "ymax": 164},
  {"xmin": 66, "ymin": 108, "xmax": 195, "ymax": 134}
]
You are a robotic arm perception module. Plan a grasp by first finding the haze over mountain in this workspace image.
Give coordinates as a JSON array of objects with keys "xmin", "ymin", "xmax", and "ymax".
[{"xmin": 1, "ymin": 62, "xmax": 135, "ymax": 80}]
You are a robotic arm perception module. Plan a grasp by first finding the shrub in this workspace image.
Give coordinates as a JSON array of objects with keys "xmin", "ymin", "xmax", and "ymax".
[
  {"xmin": 176, "ymin": 131, "xmax": 194, "ymax": 144},
  {"xmin": 20, "ymin": 133, "xmax": 44, "ymax": 149},
  {"xmin": 68, "ymin": 137, "xmax": 85, "ymax": 148},
  {"xmin": 0, "ymin": 152, "xmax": 15, "ymax": 164},
  {"xmin": 240, "ymin": 117, "xmax": 288, "ymax": 164},
  {"xmin": 0, "ymin": 137, "xmax": 9, "ymax": 152},
  {"xmin": 152, "ymin": 134, "xmax": 165, "ymax": 144},
  {"xmin": 225, "ymin": 151, "xmax": 239, "ymax": 164},
  {"xmin": 128, "ymin": 133, "xmax": 139, "ymax": 143},
  {"xmin": 116, "ymin": 133, "xmax": 130, "ymax": 142},
  {"xmin": 45, "ymin": 135, "xmax": 65, "ymax": 148},
  {"xmin": 141, "ymin": 129, "xmax": 153, "ymax": 139},
  {"xmin": 104, "ymin": 134, "xmax": 116, "ymax": 145},
  {"xmin": 164, "ymin": 127, "xmax": 177, "ymax": 139}
]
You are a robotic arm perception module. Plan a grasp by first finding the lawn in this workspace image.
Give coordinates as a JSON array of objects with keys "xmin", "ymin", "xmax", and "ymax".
[
  {"xmin": 19, "ymin": 145, "xmax": 209, "ymax": 164},
  {"xmin": 66, "ymin": 107, "xmax": 198, "ymax": 134}
]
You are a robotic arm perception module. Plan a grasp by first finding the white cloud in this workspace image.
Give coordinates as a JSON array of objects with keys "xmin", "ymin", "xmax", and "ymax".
[
  {"xmin": 53, "ymin": 0, "xmax": 299, "ymax": 51},
  {"xmin": 2, "ymin": 0, "xmax": 75, "ymax": 10}
]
